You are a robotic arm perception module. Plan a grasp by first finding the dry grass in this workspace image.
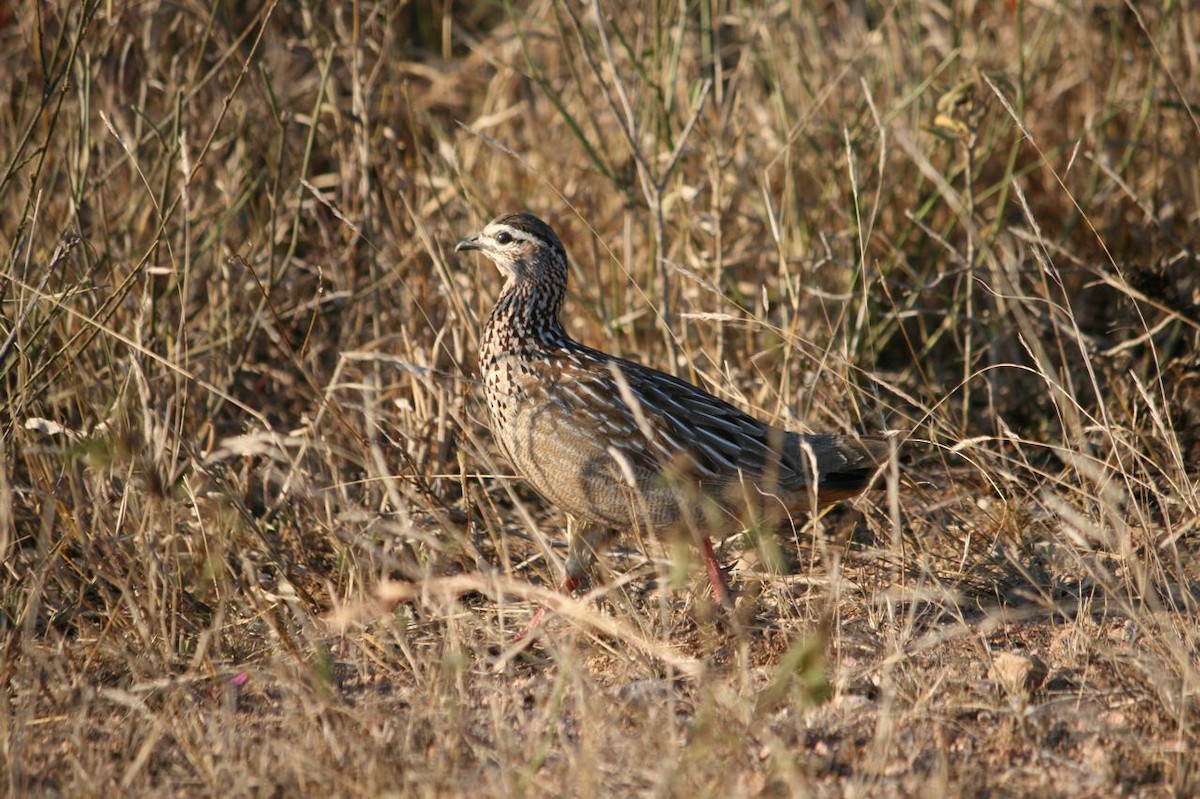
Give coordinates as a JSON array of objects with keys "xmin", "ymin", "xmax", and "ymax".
[{"xmin": 2, "ymin": 1, "xmax": 1198, "ymax": 796}]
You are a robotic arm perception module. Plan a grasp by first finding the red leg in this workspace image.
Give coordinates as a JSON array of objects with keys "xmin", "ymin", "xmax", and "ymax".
[
  {"xmin": 514, "ymin": 522, "xmax": 613, "ymax": 641},
  {"xmin": 700, "ymin": 536, "xmax": 734, "ymax": 608},
  {"xmin": 513, "ymin": 573, "xmax": 581, "ymax": 642}
]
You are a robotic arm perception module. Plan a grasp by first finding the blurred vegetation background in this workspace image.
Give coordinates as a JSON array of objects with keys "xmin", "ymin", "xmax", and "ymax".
[{"xmin": 1, "ymin": 1, "xmax": 1197, "ymax": 795}]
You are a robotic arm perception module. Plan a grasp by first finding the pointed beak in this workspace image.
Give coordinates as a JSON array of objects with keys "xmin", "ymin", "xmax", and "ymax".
[{"xmin": 455, "ymin": 234, "xmax": 482, "ymax": 253}]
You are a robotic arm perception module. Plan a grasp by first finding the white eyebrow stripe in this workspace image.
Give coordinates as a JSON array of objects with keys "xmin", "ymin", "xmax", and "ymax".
[{"xmin": 486, "ymin": 224, "xmax": 535, "ymax": 244}]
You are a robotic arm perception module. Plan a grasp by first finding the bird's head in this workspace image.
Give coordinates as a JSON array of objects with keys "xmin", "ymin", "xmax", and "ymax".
[{"xmin": 455, "ymin": 212, "xmax": 568, "ymax": 290}]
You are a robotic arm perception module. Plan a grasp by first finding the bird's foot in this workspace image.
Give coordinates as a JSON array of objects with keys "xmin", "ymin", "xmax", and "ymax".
[{"xmin": 510, "ymin": 573, "xmax": 581, "ymax": 643}]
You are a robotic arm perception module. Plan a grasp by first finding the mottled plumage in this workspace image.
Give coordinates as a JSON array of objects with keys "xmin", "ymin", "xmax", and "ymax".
[{"xmin": 457, "ymin": 212, "xmax": 887, "ymax": 626}]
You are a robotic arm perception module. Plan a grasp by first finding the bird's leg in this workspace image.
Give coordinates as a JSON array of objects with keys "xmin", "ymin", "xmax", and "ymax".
[
  {"xmin": 700, "ymin": 536, "xmax": 735, "ymax": 609},
  {"xmin": 514, "ymin": 520, "xmax": 615, "ymax": 640},
  {"xmin": 516, "ymin": 575, "xmax": 580, "ymax": 641}
]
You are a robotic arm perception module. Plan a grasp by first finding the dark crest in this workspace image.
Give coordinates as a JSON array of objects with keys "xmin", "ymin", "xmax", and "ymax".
[{"xmin": 495, "ymin": 212, "xmax": 567, "ymax": 263}]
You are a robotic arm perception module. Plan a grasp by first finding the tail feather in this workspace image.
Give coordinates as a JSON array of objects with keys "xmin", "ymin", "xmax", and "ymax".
[{"xmin": 785, "ymin": 432, "xmax": 893, "ymax": 503}]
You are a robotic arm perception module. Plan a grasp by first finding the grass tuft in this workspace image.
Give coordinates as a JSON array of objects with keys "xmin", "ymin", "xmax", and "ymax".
[{"xmin": 2, "ymin": 1, "xmax": 1197, "ymax": 795}]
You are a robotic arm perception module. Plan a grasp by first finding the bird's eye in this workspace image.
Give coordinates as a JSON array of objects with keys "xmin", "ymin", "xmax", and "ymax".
[{"xmin": 495, "ymin": 231, "xmax": 513, "ymax": 245}]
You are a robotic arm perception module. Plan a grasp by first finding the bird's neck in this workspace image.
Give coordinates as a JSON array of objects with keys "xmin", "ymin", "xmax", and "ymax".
[{"xmin": 480, "ymin": 279, "xmax": 570, "ymax": 363}]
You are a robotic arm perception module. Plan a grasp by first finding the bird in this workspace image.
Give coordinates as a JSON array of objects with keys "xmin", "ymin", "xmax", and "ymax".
[{"xmin": 456, "ymin": 212, "xmax": 889, "ymax": 634}]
